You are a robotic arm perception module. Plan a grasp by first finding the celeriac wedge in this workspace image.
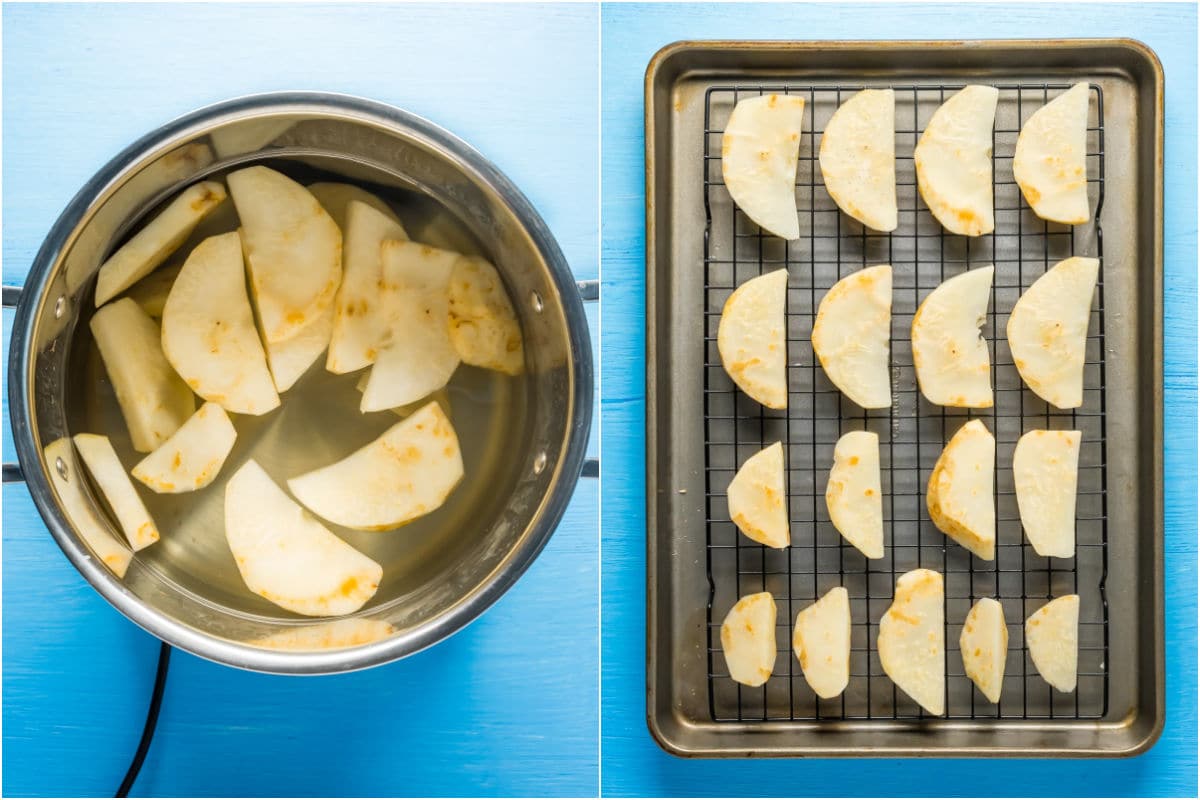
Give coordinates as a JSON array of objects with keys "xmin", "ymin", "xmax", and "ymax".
[
  {"xmin": 288, "ymin": 401, "xmax": 464, "ymax": 530},
  {"xmin": 307, "ymin": 182, "xmax": 404, "ymax": 232},
  {"xmin": 265, "ymin": 303, "xmax": 334, "ymax": 392},
  {"xmin": 915, "ymin": 85, "xmax": 999, "ymax": 236},
  {"xmin": 825, "ymin": 430, "xmax": 883, "ymax": 559},
  {"xmin": 727, "ymin": 441, "xmax": 789, "ymax": 549},
  {"xmin": 90, "ymin": 298, "xmax": 195, "ymax": 453},
  {"xmin": 161, "ymin": 232, "xmax": 280, "ymax": 415},
  {"xmin": 447, "ymin": 255, "xmax": 525, "ymax": 375},
  {"xmin": 355, "ymin": 372, "xmax": 452, "ymax": 419},
  {"xmin": 792, "ymin": 586, "xmax": 851, "ymax": 699},
  {"xmin": 94, "ymin": 181, "xmax": 228, "ymax": 307},
  {"xmin": 1007, "ymin": 256, "xmax": 1099, "ymax": 409},
  {"xmin": 912, "ymin": 266, "xmax": 994, "ymax": 407},
  {"xmin": 45, "ymin": 438, "xmax": 132, "ymax": 578},
  {"xmin": 960, "ymin": 597, "xmax": 1008, "ymax": 703},
  {"xmin": 819, "ymin": 89, "xmax": 897, "ymax": 232},
  {"xmin": 254, "ymin": 618, "xmax": 396, "ymax": 651},
  {"xmin": 1013, "ymin": 83, "xmax": 1091, "ymax": 224},
  {"xmin": 210, "ymin": 119, "xmax": 296, "ymax": 159},
  {"xmin": 1026, "ymin": 595, "xmax": 1080, "ymax": 692},
  {"xmin": 225, "ymin": 460, "xmax": 382, "ymax": 617},
  {"xmin": 123, "ymin": 262, "xmax": 182, "ymax": 319},
  {"xmin": 878, "ymin": 568, "xmax": 945, "ymax": 715},
  {"xmin": 927, "ymin": 419, "xmax": 996, "ymax": 560},
  {"xmin": 1013, "ymin": 429, "xmax": 1081, "ymax": 558},
  {"xmin": 132, "ymin": 402, "xmax": 237, "ymax": 494},
  {"xmin": 811, "ymin": 264, "xmax": 892, "ymax": 408},
  {"xmin": 720, "ymin": 591, "xmax": 777, "ymax": 687},
  {"xmin": 72, "ymin": 433, "xmax": 160, "ymax": 551},
  {"xmin": 717, "ymin": 269, "xmax": 788, "ymax": 409},
  {"xmin": 721, "ymin": 93, "xmax": 806, "ymax": 240}
]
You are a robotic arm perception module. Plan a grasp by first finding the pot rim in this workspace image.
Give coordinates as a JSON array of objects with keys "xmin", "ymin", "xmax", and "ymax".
[{"xmin": 7, "ymin": 91, "xmax": 593, "ymax": 674}]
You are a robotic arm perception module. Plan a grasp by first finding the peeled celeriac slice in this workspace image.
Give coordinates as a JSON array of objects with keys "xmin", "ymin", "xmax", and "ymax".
[
  {"xmin": 327, "ymin": 201, "xmax": 410, "ymax": 374},
  {"xmin": 94, "ymin": 181, "xmax": 228, "ymax": 307},
  {"xmin": 792, "ymin": 586, "xmax": 851, "ymax": 699},
  {"xmin": 727, "ymin": 441, "xmax": 789, "ymax": 549},
  {"xmin": 721, "ymin": 93, "xmax": 806, "ymax": 240},
  {"xmin": 265, "ymin": 304, "xmax": 334, "ymax": 392},
  {"xmin": 254, "ymin": 618, "xmax": 396, "ymax": 651},
  {"xmin": 123, "ymin": 262, "xmax": 182, "ymax": 319},
  {"xmin": 1007, "ymin": 256, "xmax": 1099, "ymax": 409},
  {"xmin": 1026, "ymin": 595, "xmax": 1079, "ymax": 692},
  {"xmin": 1013, "ymin": 83, "xmax": 1091, "ymax": 224},
  {"xmin": 72, "ymin": 433, "xmax": 160, "ymax": 551},
  {"xmin": 915, "ymin": 85, "xmax": 999, "ymax": 236},
  {"xmin": 447, "ymin": 255, "xmax": 525, "ymax": 375},
  {"xmin": 717, "ymin": 269, "xmax": 788, "ymax": 409},
  {"xmin": 45, "ymin": 438, "xmax": 132, "ymax": 578},
  {"xmin": 912, "ymin": 266, "xmax": 994, "ymax": 407},
  {"xmin": 225, "ymin": 460, "xmax": 382, "ymax": 617},
  {"xmin": 825, "ymin": 430, "xmax": 883, "ymax": 559},
  {"xmin": 132, "ymin": 402, "xmax": 237, "ymax": 494},
  {"xmin": 307, "ymin": 182, "xmax": 404, "ymax": 232},
  {"xmin": 360, "ymin": 241, "xmax": 461, "ymax": 412},
  {"xmin": 878, "ymin": 568, "xmax": 945, "ymax": 715},
  {"xmin": 227, "ymin": 166, "xmax": 342, "ymax": 345},
  {"xmin": 927, "ymin": 419, "xmax": 995, "ymax": 560},
  {"xmin": 960, "ymin": 597, "xmax": 1008, "ymax": 703},
  {"xmin": 720, "ymin": 592, "xmax": 777, "ymax": 687},
  {"xmin": 288, "ymin": 402, "xmax": 463, "ymax": 530},
  {"xmin": 811, "ymin": 264, "xmax": 892, "ymax": 408},
  {"xmin": 819, "ymin": 89, "xmax": 897, "ymax": 232},
  {"xmin": 161, "ymin": 232, "xmax": 279, "ymax": 415},
  {"xmin": 210, "ymin": 119, "xmax": 296, "ymax": 159},
  {"xmin": 90, "ymin": 298, "xmax": 195, "ymax": 453},
  {"xmin": 1013, "ymin": 429, "xmax": 1081, "ymax": 558},
  {"xmin": 355, "ymin": 372, "xmax": 452, "ymax": 419}
]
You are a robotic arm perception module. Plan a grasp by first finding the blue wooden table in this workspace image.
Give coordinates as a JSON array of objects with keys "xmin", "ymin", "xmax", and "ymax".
[
  {"xmin": 600, "ymin": 3, "xmax": 1197, "ymax": 797},
  {"xmin": 2, "ymin": 4, "xmax": 598, "ymax": 797}
]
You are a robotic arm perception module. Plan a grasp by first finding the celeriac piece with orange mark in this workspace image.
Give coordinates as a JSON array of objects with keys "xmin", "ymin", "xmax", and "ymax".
[
  {"xmin": 307, "ymin": 182, "xmax": 404, "ymax": 232},
  {"xmin": 912, "ymin": 266, "xmax": 994, "ymax": 408},
  {"xmin": 878, "ymin": 568, "xmax": 945, "ymax": 715},
  {"xmin": 1013, "ymin": 83, "xmax": 1091, "ymax": 224},
  {"xmin": 717, "ymin": 269, "xmax": 788, "ymax": 409},
  {"xmin": 288, "ymin": 401, "xmax": 464, "ymax": 530},
  {"xmin": 132, "ymin": 402, "xmax": 237, "ymax": 494},
  {"xmin": 225, "ymin": 459, "xmax": 382, "ymax": 617},
  {"xmin": 811, "ymin": 264, "xmax": 892, "ymax": 409},
  {"xmin": 263, "ymin": 303, "xmax": 334, "ymax": 392},
  {"xmin": 447, "ymin": 255, "xmax": 525, "ymax": 376},
  {"xmin": 720, "ymin": 591, "xmax": 777, "ymax": 687},
  {"xmin": 72, "ymin": 433, "xmax": 160, "ymax": 551},
  {"xmin": 825, "ymin": 430, "xmax": 883, "ymax": 559},
  {"xmin": 1026, "ymin": 595, "xmax": 1079, "ymax": 692},
  {"xmin": 914, "ymin": 85, "xmax": 999, "ymax": 236},
  {"xmin": 792, "ymin": 586, "xmax": 851, "ymax": 699},
  {"xmin": 1013, "ymin": 429, "xmax": 1081, "ymax": 557},
  {"xmin": 819, "ymin": 89, "xmax": 897, "ymax": 232},
  {"xmin": 960, "ymin": 597, "xmax": 1008, "ymax": 703},
  {"xmin": 927, "ymin": 419, "xmax": 996, "ymax": 560},
  {"xmin": 726, "ymin": 441, "xmax": 789, "ymax": 549},
  {"xmin": 45, "ymin": 439, "xmax": 132, "ymax": 578},
  {"xmin": 721, "ymin": 93, "xmax": 806, "ymax": 240}
]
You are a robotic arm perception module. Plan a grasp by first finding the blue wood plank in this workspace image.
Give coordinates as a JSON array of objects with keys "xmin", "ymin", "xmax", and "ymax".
[
  {"xmin": 2, "ymin": 3, "xmax": 598, "ymax": 797},
  {"xmin": 600, "ymin": 3, "xmax": 1197, "ymax": 797}
]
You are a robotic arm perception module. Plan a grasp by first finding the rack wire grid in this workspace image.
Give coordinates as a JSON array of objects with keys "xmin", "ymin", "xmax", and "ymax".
[{"xmin": 701, "ymin": 82, "xmax": 1109, "ymax": 723}]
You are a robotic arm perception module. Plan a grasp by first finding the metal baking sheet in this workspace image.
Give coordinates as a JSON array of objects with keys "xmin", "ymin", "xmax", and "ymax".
[{"xmin": 645, "ymin": 40, "xmax": 1163, "ymax": 757}]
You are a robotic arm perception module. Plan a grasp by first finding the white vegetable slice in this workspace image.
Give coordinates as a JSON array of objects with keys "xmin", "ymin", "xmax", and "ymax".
[
  {"xmin": 819, "ymin": 89, "xmax": 897, "ymax": 232},
  {"xmin": 94, "ymin": 181, "xmax": 228, "ymax": 307},
  {"xmin": 1013, "ymin": 429, "xmax": 1081, "ymax": 558},
  {"xmin": 227, "ymin": 166, "xmax": 342, "ymax": 345},
  {"xmin": 288, "ymin": 402, "xmax": 464, "ymax": 530},
  {"xmin": 447, "ymin": 255, "xmax": 525, "ymax": 376},
  {"xmin": 123, "ymin": 262, "xmax": 182, "ymax": 319},
  {"xmin": 225, "ymin": 460, "xmax": 382, "ymax": 617},
  {"xmin": 792, "ymin": 586, "xmax": 851, "ymax": 699},
  {"xmin": 720, "ymin": 592, "xmax": 777, "ymax": 687},
  {"xmin": 161, "ymin": 232, "xmax": 279, "ymax": 415},
  {"xmin": 878, "ymin": 568, "xmax": 945, "ymax": 715},
  {"xmin": 90, "ymin": 298, "xmax": 195, "ymax": 453},
  {"xmin": 927, "ymin": 419, "xmax": 996, "ymax": 560},
  {"xmin": 915, "ymin": 85, "xmax": 999, "ymax": 236},
  {"xmin": 1007, "ymin": 256, "xmax": 1099, "ymax": 409},
  {"xmin": 721, "ymin": 93, "xmax": 806, "ymax": 240},
  {"xmin": 307, "ymin": 182, "xmax": 404, "ymax": 232},
  {"xmin": 912, "ymin": 266, "xmax": 994, "ymax": 408},
  {"xmin": 354, "ymin": 372, "xmax": 452, "ymax": 419},
  {"xmin": 960, "ymin": 597, "xmax": 1008, "ymax": 703},
  {"xmin": 825, "ymin": 430, "xmax": 883, "ymax": 559},
  {"xmin": 360, "ymin": 241, "xmax": 461, "ymax": 412},
  {"xmin": 1013, "ymin": 83, "xmax": 1091, "ymax": 224},
  {"xmin": 45, "ymin": 438, "xmax": 132, "ymax": 578},
  {"xmin": 1026, "ymin": 595, "xmax": 1080, "ymax": 692},
  {"xmin": 326, "ymin": 201, "xmax": 410, "ymax": 374},
  {"xmin": 717, "ymin": 269, "xmax": 788, "ymax": 409},
  {"xmin": 132, "ymin": 402, "xmax": 237, "ymax": 494},
  {"xmin": 254, "ymin": 618, "xmax": 396, "ymax": 651},
  {"xmin": 265, "ymin": 303, "xmax": 334, "ymax": 392},
  {"xmin": 210, "ymin": 119, "xmax": 296, "ymax": 159},
  {"xmin": 72, "ymin": 433, "xmax": 160, "ymax": 551},
  {"xmin": 811, "ymin": 264, "xmax": 892, "ymax": 408},
  {"xmin": 727, "ymin": 441, "xmax": 789, "ymax": 549}
]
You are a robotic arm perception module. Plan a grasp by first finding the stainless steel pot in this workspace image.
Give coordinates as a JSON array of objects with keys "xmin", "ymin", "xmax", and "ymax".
[{"xmin": 5, "ymin": 92, "xmax": 595, "ymax": 674}]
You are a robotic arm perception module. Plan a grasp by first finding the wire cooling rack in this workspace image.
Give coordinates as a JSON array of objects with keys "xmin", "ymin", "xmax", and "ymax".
[{"xmin": 701, "ymin": 83, "xmax": 1109, "ymax": 722}]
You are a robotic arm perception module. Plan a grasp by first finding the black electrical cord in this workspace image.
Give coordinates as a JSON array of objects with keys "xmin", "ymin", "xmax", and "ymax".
[{"xmin": 115, "ymin": 642, "xmax": 172, "ymax": 798}]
